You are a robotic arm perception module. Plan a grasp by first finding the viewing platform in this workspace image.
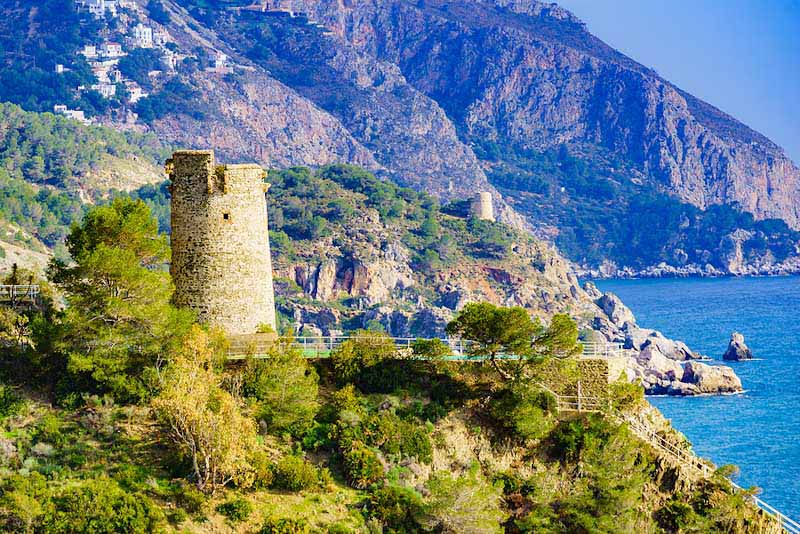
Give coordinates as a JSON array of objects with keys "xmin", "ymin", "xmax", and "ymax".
[{"xmin": 0, "ymin": 285, "xmax": 40, "ymax": 306}]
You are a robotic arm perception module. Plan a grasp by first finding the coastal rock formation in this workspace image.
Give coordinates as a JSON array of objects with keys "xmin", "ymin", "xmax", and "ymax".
[
  {"xmin": 682, "ymin": 361, "xmax": 744, "ymax": 395},
  {"xmin": 723, "ymin": 332, "xmax": 754, "ymax": 361},
  {"xmin": 586, "ymin": 283, "xmax": 742, "ymax": 396}
]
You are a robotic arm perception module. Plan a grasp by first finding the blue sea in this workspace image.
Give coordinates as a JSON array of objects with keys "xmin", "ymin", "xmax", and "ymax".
[{"xmin": 596, "ymin": 276, "xmax": 800, "ymax": 519}]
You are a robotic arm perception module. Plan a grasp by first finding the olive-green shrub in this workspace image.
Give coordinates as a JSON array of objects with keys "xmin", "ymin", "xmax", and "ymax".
[
  {"xmin": 270, "ymin": 456, "xmax": 318, "ymax": 492},
  {"xmin": 342, "ymin": 440, "xmax": 384, "ymax": 489}
]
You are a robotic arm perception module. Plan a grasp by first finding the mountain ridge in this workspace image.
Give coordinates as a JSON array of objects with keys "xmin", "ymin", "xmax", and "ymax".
[{"xmin": 1, "ymin": 0, "xmax": 798, "ymax": 274}]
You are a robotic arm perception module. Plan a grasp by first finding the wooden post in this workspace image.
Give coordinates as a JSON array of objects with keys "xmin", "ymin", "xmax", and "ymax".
[{"xmin": 577, "ymin": 381, "xmax": 583, "ymax": 413}]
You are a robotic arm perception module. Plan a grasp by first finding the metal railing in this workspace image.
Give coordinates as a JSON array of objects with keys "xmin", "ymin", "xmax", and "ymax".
[
  {"xmin": 730, "ymin": 481, "xmax": 800, "ymax": 534},
  {"xmin": 580, "ymin": 340, "xmax": 628, "ymax": 359},
  {"xmin": 0, "ymin": 285, "xmax": 40, "ymax": 302},
  {"xmin": 226, "ymin": 334, "xmax": 480, "ymax": 360},
  {"xmin": 228, "ymin": 334, "xmax": 624, "ymax": 361},
  {"xmin": 538, "ymin": 383, "xmax": 798, "ymax": 532}
]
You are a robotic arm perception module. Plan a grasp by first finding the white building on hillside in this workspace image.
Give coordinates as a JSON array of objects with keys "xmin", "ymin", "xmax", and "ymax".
[
  {"xmin": 132, "ymin": 24, "xmax": 153, "ymax": 48},
  {"xmin": 125, "ymin": 81, "xmax": 148, "ymax": 103},
  {"xmin": 80, "ymin": 45, "xmax": 98, "ymax": 59},
  {"xmin": 81, "ymin": 0, "xmax": 117, "ymax": 18},
  {"xmin": 54, "ymin": 105, "xmax": 90, "ymax": 125},
  {"xmin": 91, "ymin": 82, "xmax": 117, "ymax": 98},
  {"xmin": 100, "ymin": 42, "xmax": 125, "ymax": 58}
]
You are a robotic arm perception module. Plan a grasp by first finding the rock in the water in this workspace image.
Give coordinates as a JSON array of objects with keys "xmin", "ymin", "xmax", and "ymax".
[
  {"xmin": 722, "ymin": 332, "xmax": 754, "ymax": 361},
  {"xmin": 682, "ymin": 361, "xmax": 743, "ymax": 394},
  {"xmin": 624, "ymin": 326, "xmax": 697, "ymax": 361}
]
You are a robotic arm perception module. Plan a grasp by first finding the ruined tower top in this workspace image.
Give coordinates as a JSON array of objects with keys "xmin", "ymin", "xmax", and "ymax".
[{"xmin": 168, "ymin": 150, "xmax": 276, "ymax": 335}]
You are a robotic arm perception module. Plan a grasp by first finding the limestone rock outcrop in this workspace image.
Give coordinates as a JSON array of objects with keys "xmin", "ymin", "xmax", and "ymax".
[
  {"xmin": 586, "ymin": 283, "xmax": 743, "ymax": 396},
  {"xmin": 723, "ymin": 332, "xmax": 754, "ymax": 361},
  {"xmin": 682, "ymin": 361, "xmax": 744, "ymax": 395}
]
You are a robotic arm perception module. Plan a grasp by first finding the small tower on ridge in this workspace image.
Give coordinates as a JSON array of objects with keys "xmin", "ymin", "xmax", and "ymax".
[
  {"xmin": 167, "ymin": 150, "xmax": 276, "ymax": 335},
  {"xmin": 471, "ymin": 191, "xmax": 495, "ymax": 222}
]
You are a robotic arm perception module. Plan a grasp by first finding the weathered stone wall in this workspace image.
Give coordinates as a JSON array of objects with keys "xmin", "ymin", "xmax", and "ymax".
[
  {"xmin": 471, "ymin": 191, "xmax": 495, "ymax": 221},
  {"xmin": 169, "ymin": 150, "xmax": 276, "ymax": 335},
  {"xmin": 541, "ymin": 357, "xmax": 611, "ymax": 398},
  {"xmin": 576, "ymin": 358, "xmax": 610, "ymax": 399}
]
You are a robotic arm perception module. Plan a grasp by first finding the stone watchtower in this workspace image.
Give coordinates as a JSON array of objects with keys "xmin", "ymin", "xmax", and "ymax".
[
  {"xmin": 471, "ymin": 191, "xmax": 495, "ymax": 222},
  {"xmin": 167, "ymin": 150, "xmax": 276, "ymax": 335}
]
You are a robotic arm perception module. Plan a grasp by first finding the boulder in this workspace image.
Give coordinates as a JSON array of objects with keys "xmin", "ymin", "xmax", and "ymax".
[
  {"xmin": 722, "ymin": 332, "xmax": 754, "ymax": 361},
  {"xmin": 636, "ymin": 345, "xmax": 685, "ymax": 382},
  {"xmin": 625, "ymin": 326, "xmax": 696, "ymax": 361},
  {"xmin": 596, "ymin": 292, "xmax": 636, "ymax": 327},
  {"xmin": 682, "ymin": 361, "xmax": 743, "ymax": 394},
  {"xmin": 582, "ymin": 281, "xmax": 603, "ymax": 300}
]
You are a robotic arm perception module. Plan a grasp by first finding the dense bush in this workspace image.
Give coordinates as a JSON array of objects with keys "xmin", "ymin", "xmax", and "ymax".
[
  {"xmin": 41, "ymin": 478, "xmax": 163, "ymax": 534},
  {"xmin": 216, "ymin": 497, "xmax": 253, "ymax": 523},
  {"xmin": 330, "ymin": 330, "xmax": 398, "ymax": 389},
  {"xmin": 0, "ymin": 384, "xmax": 24, "ymax": 419},
  {"xmin": 489, "ymin": 384, "xmax": 557, "ymax": 440},
  {"xmin": 242, "ymin": 339, "xmax": 319, "ymax": 437},
  {"xmin": 271, "ymin": 456, "xmax": 319, "ymax": 492},
  {"xmin": 342, "ymin": 440, "xmax": 384, "ymax": 489},
  {"xmin": 410, "ymin": 338, "xmax": 451, "ymax": 361},
  {"xmin": 368, "ymin": 485, "xmax": 423, "ymax": 533},
  {"xmin": 549, "ymin": 414, "xmax": 615, "ymax": 463},
  {"xmin": 173, "ymin": 481, "xmax": 207, "ymax": 514},
  {"xmin": 419, "ymin": 465, "xmax": 507, "ymax": 533},
  {"xmin": 259, "ymin": 516, "xmax": 313, "ymax": 534}
]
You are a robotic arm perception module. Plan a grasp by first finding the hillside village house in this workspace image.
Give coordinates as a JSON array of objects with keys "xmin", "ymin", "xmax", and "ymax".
[
  {"xmin": 53, "ymin": 105, "xmax": 90, "ymax": 125},
  {"xmin": 124, "ymin": 81, "xmax": 148, "ymax": 103},
  {"xmin": 132, "ymin": 24, "xmax": 154, "ymax": 48},
  {"xmin": 80, "ymin": 45, "xmax": 98, "ymax": 59},
  {"xmin": 100, "ymin": 42, "xmax": 125, "ymax": 58},
  {"xmin": 91, "ymin": 82, "xmax": 117, "ymax": 98},
  {"xmin": 79, "ymin": 0, "xmax": 117, "ymax": 18}
]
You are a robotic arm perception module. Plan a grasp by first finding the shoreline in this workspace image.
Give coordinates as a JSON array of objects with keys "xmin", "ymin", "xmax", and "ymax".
[{"xmin": 578, "ymin": 270, "xmax": 800, "ymax": 281}]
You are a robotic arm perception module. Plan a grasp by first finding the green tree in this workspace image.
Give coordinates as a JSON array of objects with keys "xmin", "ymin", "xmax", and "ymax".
[
  {"xmin": 153, "ymin": 325, "xmax": 259, "ymax": 493},
  {"xmin": 330, "ymin": 330, "xmax": 398, "ymax": 385},
  {"xmin": 550, "ymin": 415, "xmax": 653, "ymax": 532},
  {"xmin": 446, "ymin": 303, "xmax": 540, "ymax": 379},
  {"xmin": 242, "ymin": 337, "xmax": 319, "ymax": 437},
  {"xmin": 368, "ymin": 485, "xmax": 423, "ymax": 533},
  {"xmin": 533, "ymin": 313, "xmax": 582, "ymax": 359},
  {"xmin": 48, "ymin": 198, "xmax": 193, "ymax": 401},
  {"xmin": 419, "ymin": 465, "xmax": 508, "ymax": 534}
]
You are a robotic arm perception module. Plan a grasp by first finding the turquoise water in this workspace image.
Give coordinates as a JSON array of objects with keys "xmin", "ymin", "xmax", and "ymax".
[{"xmin": 596, "ymin": 276, "xmax": 800, "ymax": 519}]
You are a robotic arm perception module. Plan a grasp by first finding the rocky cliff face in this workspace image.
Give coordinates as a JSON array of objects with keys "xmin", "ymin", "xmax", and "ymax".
[
  {"xmin": 131, "ymin": 0, "xmax": 800, "ymax": 273},
  {"xmin": 1, "ymin": 0, "xmax": 797, "ymax": 272},
  {"xmin": 288, "ymin": 0, "xmax": 800, "ymax": 228}
]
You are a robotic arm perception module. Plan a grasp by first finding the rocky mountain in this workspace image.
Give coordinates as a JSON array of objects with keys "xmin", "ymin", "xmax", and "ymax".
[{"xmin": 2, "ymin": 0, "xmax": 798, "ymax": 274}]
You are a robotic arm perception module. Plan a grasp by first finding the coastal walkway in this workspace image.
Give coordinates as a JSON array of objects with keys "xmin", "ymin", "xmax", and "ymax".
[
  {"xmin": 226, "ymin": 334, "xmax": 629, "ymax": 361},
  {"xmin": 546, "ymin": 384, "xmax": 800, "ymax": 533}
]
